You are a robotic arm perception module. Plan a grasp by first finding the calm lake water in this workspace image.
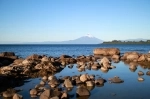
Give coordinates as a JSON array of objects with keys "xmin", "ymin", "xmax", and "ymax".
[{"xmin": 0, "ymin": 44, "xmax": 150, "ymax": 99}]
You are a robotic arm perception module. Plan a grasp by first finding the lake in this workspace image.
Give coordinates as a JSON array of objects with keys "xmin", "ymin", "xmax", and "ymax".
[{"xmin": 0, "ymin": 44, "xmax": 150, "ymax": 99}]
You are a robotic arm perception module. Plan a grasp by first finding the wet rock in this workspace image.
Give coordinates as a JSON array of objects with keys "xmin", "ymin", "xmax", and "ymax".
[
  {"xmin": 100, "ymin": 67, "xmax": 108, "ymax": 72},
  {"xmin": 41, "ymin": 56, "xmax": 49, "ymax": 62},
  {"xmin": 30, "ymin": 88, "xmax": 38, "ymax": 97},
  {"xmin": 26, "ymin": 54, "xmax": 41, "ymax": 60},
  {"xmin": 109, "ymin": 65, "xmax": 116, "ymax": 69},
  {"xmin": 109, "ymin": 76, "xmax": 124, "ymax": 83},
  {"xmin": 60, "ymin": 55, "xmax": 72, "ymax": 59},
  {"xmin": 0, "ymin": 52, "xmax": 15, "ymax": 57},
  {"xmin": 64, "ymin": 79, "xmax": 73, "ymax": 88},
  {"xmin": 51, "ymin": 96, "xmax": 59, "ymax": 99},
  {"xmin": 40, "ymin": 89, "xmax": 51, "ymax": 99},
  {"xmin": 138, "ymin": 71, "xmax": 144, "ymax": 76},
  {"xmin": 93, "ymin": 48, "xmax": 120, "ymax": 56},
  {"xmin": 76, "ymin": 85, "xmax": 90, "ymax": 96},
  {"xmin": 13, "ymin": 93, "xmax": 23, "ymax": 99},
  {"xmin": 80, "ymin": 74, "xmax": 89, "ymax": 82},
  {"xmin": 146, "ymin": 71, "xmax": 150, "ymax": 76},
  {"xmin": 40, "ymin": 80, "xmax": 46, "ymax": 85},
  {"xmin": 13, "ymin": 59, "xmax": 24, "ymax": 65},
  {"xmin": 86, "ymin": 81, "xmax": 94, "ymax": 87},
  {"xmin": 95, "ymin": 78, "xmax": 105, "ymax": 85},
  {"xmin": 138, "ymin": 54, "xmax": 147, "ymax": 62},
  {"xmin": 2, "ymin": 88, "xmax": 16, "ymax": 98},
  {"xmin": 42, "ymin": 76, "xmax": 48, "ymax": 80},
  {"xmin": 138, "ymin": 77, "xmax": 144, "ymax": 81},
  {"xmin": 112, "ymin": 54, "xmax": 120, "ymax": 59},
  {"xmin": 61, "ymin": 92, "xmax": 68, "ymax": 99}
]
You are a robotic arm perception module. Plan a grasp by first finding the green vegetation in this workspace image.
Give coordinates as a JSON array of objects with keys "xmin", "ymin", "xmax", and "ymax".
[{"xmin": 102, "ymin": 40, "xmax": 150, "ymax": 44}]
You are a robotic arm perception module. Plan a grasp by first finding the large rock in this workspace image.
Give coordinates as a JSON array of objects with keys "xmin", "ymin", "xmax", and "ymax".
[
  {"xmin": 100, "ymin": 57, "xmax": 111, "ymax": 68},
  {"xmin": 109, "ymin": 76, "xmax": 124, "ymax": 83},
  {"xmin": 13, "ymin": 93, "xmax": 23, "ymax": 99},
  {"xmin": 80, "ymin": 74, "xmax": 90, "ymax": 82},
  {"xmin": 0, "ymin": 52, "xmax": 15, "ymax": 57},
  {"xmin": 2, "ymin": 89, "xmax": 16, "ymax": 98},
  {"xmin": 40, "ymin": 89, "xmax": 51, "ymax": 99},
  {"xmin": 64, "ymin": 79, "xmax": 73, "ymax": 88},
  {"xmin": 93, "ymin": 48, "xmax": 120, "ymax": 55},
  {"xmin": 76, "ymin": 86, "xmax": 90, "ymax": 96},
  {"xmin": 26, "ymin": 54, "xmax": 41, "ymax": 60},
  {"xmin": 30, "ymin": 89, "xmax": 38, "ymax": 97}
]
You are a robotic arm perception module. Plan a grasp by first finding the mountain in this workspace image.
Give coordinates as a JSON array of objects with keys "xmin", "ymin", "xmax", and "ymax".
[{"xmin": 38, "ymin": 34, "xmax": 103, "ymax": 44}]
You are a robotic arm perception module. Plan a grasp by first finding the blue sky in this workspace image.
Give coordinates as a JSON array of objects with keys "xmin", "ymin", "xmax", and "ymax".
[{"xmin": 0, "ymin": 0, "xmax": 150, "ymax": 42}]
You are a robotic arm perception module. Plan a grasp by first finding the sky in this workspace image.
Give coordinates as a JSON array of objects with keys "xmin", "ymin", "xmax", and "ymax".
[{"xmin": 0, "ymin": 0, "xmax": 150, "ymax": 43}]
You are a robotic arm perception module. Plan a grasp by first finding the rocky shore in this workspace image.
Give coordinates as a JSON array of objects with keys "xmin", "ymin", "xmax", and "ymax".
[{"xmin": 0, "ymin": 48, "xmax": 150, "ymax": 99}]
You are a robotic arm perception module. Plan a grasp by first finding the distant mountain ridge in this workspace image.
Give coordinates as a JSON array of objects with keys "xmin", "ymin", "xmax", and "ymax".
[{"xmin": 35, "ymin": 34, "xmax": 103, "ymax": 44}]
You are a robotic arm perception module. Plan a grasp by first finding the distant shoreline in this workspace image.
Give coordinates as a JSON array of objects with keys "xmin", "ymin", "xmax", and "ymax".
[{"xmin": 102, "ymin": 40, "xmax": 150, "ymax": 44}]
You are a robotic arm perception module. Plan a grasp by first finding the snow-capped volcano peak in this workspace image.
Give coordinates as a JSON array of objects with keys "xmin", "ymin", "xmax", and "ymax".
[{"xmin": 85, "ymin": 34, "xmax": 94, "ymax": 38}]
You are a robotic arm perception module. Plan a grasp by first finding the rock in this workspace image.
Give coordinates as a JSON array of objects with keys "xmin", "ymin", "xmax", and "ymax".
[
  {"xmin": 42, "ymin": 76, "xmax": 48, "ymax": 80},
  {"xmin": 0, "ymin": 52, "xmax": 15, "ymax": 57},
  {"xmin": 30, "ymin": 89, "xmax": 38, "ymax": 97},
  {"xmin": 41, "ymin": 56, "xmax": 49, "ymax": 62},
  {"xmin": 129, "ymin": 62, "xmax": 137, "ymax": 70},
  {"xmin": 60, "ymin": 55, "xmax": 72, "ymax": 59},
  {"xmin": 2, "ymin": 89, "xmax": 16, "ymax": 98},
  {"xmin": 51, "ymin": 96, "xmax": 59, "ymax": 99},
  {"xmin": 138, "ymin": 71, "xmax": 144, "ymax": 76},
  {"xmin": 138, "ymin": 54, "xmax": 146, "ymax": 62},
  {"xmin": 40, "ymin": 89, "xmax": 51, "ymax": 99},
  {"xmin": 80, "ymin": 74, "xmax": 88, "ymax": 82},
  {"xmin": 146, "ymin": 71, "xmax": 150, "ymax": 76},
  {"xmin": 109, "ymin": 65, "xmax": 116, "ymax": 69},
  {"xmin": 112, "ymin": 54, "xmax": 120, "ymax": 60},
  {"xmin": 40, "ymin": 80, "xmax": 46, "ymax": 85},
  {"xmin": 100, "ymin": 67, "xmax": 108, "ymax": 72},
  {"xmin": 93, "ymin": 48, "xmax": 120, "ymax": 55},
  {"xmin": 61, "ymin": 92, "xmax": 68, "ymax": 99},
  {"xmin": 13, "ymin": 59, "xmax": 24, "ymax": 65},
  {"xmin": 100, "ymin": 57, "xmax": 111, "ymax": 68},
  {"xmin": 109, "ymin": 76, "xmax": 124, "ymax": 83},
  {"xmin": 76, "ymin": 86, "xmax": 90, "ymax": 96},
  {"xmin": 95, "ymin": 78, "xmax": 105, "ymax": 85},
  {"xmin": 26, "ymin": 54, "xmax": 41, "ymax": 60},
  {"xmin": 13, "ymin": 93, "xmax": 23, "ymax": 99},
  {"xmin": 86, "ymin": 81, "xmax": 94, "ymax": 87},
  {"xmin": 138, "ymin": 77, "xmax": 144, "ymax": 81},
  {"xmin": 64, "ymin": 79, "xmax": 73, "ymax": 88}
]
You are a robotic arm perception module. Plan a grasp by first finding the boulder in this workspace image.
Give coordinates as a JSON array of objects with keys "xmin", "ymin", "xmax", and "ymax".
[
  {"xmin": 138, "ymin": 54, "xmax": 146, "ymax": 62},
  {"xmin": 80, "ymin": 74, "xmax": 89, "ymax": 82},
  {"xmin": 40, "ymin": 89, "xmax": 51, "ymax": 99},
  {"xmin": 86, "ymin": 81, "xmax": 94, "ymax": 87},
  {"xmin": 138, "ymin": 71, "xmax": 144, "ymax": 75},
  {"xmin": 30, "ymin": 89, "xmax": 38, "ymax": 97},
  {"xmin": 64, "ymin": 79, "xmax": 73, "ymax": 88},
  {"xmin": 95, "ymin": 78, "xmax": 105, "ymax": 85},
  {"xmin": 138, "ymin": 77, "xmax": 144, "ymax": 81},
  {"xmin": 26, "ymin": 54, "xmax": 41, "ymax": 60},
  {"xmin": 76, "ymin": 86, "xmax": 90, "ymax": 96},
  {"xmin": 109, "ymin": 76, "xmax": 124, "ymax": 83},
  {"xmin": 13, "ymin": 93, "xmax": 23, "ymax": 99},
  {"xmin": 93, "ymin": 48, "xmax": 120, "ymax": 55},
  {"xmin": 2, "ymin": 89, "xmax": 16, "ymax": 98},
  {"xmin": 146, "ymin": 71, "xmax": 150, "ymax": 76},
  {"xmin": 0, "ymin": 52, "xmax": 15, "ymax": 57}
]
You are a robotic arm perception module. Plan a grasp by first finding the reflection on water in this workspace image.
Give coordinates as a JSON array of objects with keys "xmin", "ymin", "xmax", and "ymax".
[
  {"xmin": 6, "ymin": 61, "xmax": 149, "ymax": 99},
  {"xmin": 0, "ymin": 44, "xmax": 150, "ymax": 99}
]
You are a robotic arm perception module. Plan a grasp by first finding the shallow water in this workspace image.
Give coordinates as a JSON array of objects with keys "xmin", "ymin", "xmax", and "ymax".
[{"xmin": 0, "ymin": 44, "xmax": 150, "ymax": 99}]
